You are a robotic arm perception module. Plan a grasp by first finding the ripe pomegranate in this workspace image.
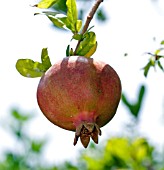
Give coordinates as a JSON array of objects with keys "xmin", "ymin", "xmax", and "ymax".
[{"xmin": 37, "ymin": 56, "xmax": 121, "ymax": 148}]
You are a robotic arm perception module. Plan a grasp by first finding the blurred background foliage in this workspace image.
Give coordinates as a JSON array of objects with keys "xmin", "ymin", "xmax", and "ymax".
[
  {"xmin": 1, "ymin": 0, "xmax": 164, "ymax": 169},
  {"xmin": 0, "ymin": 84, "xmax": 164, "ymax": 170}
]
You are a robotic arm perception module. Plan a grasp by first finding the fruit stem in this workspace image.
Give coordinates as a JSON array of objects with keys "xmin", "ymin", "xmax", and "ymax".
[{"xmin": 74, "ymin": 0, "xmax": 103, "ymax": 55}]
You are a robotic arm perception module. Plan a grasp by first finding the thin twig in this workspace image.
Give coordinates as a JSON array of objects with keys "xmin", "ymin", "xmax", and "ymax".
[{"xmin": 74, "ymin": 0, "xmax": 103, "ymax": 55}]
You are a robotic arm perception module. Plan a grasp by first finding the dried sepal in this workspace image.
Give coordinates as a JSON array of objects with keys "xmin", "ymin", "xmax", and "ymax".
[{"xmin": 73, "ymin": 122, "xmax": 101, "ymax": 148}]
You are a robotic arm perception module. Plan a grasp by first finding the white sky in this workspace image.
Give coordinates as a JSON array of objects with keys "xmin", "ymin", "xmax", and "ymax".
[{"xmin": 0, "ymin": 0, "xmax": 164, "ymax": 164}]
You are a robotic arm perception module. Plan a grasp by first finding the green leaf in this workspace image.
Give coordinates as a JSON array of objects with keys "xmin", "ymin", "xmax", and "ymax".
[
  {"xmin": 38, "ymin": 12, "xmax": 68, "ymax": 29},
  {"xmin": 161, "ymin": 40, "xmax": 164, "ymax": 45},
  {"xmin": 154, "ymin": 48, "xmax": 164, "ymax": 55},
  {"xmin": 75, "ymin": 20, "xmax": 82, "ymax": 32},
  {"xmin": 48, "ymin": 16, "xmax": 66, "ymax": 28},
  {"xmin": 16, "ymin": 48, "xmax": 52, "ymax": 78},
  {"xmin": 16, "ymin": 59, "xmax": 45, "ymax": 78},
  {"xmin": 96, "ymin": 8, "xmax": 107, "ymax": 22},
  {"xmin": 31, "ymin": 140, "xmax": 45, "ymax": 153},
  {"xmin": 41, "ymin": 48, "xmax": 52, "ymax": 70},
  {"xmin": 76, "ymin": 31, "xmax": 97, "ymax": 57},
  {"xmin": 72, "ymin": 33, "xmax": 83, "ymax": 40},
  {"xmin": 157, "ymin": 60, "xmax": 164, "ymax": 71},
  {"xmin": 150, "ymin": 56, "xmax": 155, "ymax": 66},
  {"xmin": 122, "ymin": 85, "xmax": 146, "ymax": 119},
  {"xmin": 38, "ymin": 11, "xmax": 59, "ymax": 16},
  {"xmin": 34, "ymin": 0, "xmax": 58, "ymax": 9},
  {"xmin": 36, "ymin": 0, "xmax": 81, "ymax": 33},
  {"xmin": 85, "ymin": 42, "xmax": 97, "ymax": 58},
  {"xmin": 143, "ymin": 61, "xmax": 152, "ymax": 77},
  {"xmin": 66, "ymin": 45, "xmax": 70, "ymax": 56},
  {"xmin": 121, "ymin": 94, "xmax": 131, "ymax": 109},
  {"xmin": 52, "ymin": 0, "xmax": 67, "ymax": 14},
  {"xmin": 11, "ymin": 109, "xmax": 32, "ymax": 122},
  {"xmin": 70, "ymin": 48, "xmax": 74, "ymax": 56},
  {"xmin": 66, "ymin": 0, "xmax": 78, "ymax": 33}
]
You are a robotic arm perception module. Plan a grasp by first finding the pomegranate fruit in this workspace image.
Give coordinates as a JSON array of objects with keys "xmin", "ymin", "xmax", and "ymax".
[{"xmin": 37, "ymin": 56, "xmax": 121, "ymax": 148}]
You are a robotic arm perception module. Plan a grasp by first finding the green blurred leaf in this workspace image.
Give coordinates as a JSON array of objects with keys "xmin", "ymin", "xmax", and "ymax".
[
  {"xmin": 143, "ymin": 52, "xmax": 164, "ymax": 77},
  {"xmin": 132, "ymin": 138, "xmax": 154, "ymax": 162},
  {"xmin": 143, "ymin": 61, "xmax": 152, "ymax": 77},
  {"xmin": 96, "ymin": 8, "xmax": 107, "ymax": 22},
  {"xmin": 161, "ymin": 40, "xmax": 164, "ymax": 45},
  {"xmin": 81, "ymin": 137, "xmax": 156, "ymax": 170},
  {"xmin": 122, "ymin": 85, "xmax": 146, "ymax": 118},
  {"xmin": 16, "ymin": 59, "xmax": 45, "ymax": 78},
  {"xmin": 31, "ymin": 140, "xmax": 45, "ymax": 153},
  {"xmin": 11, "ymin": 109, "xmax": 31, "ymax": 122},
  {"xmin": 34, "ymin": 0, "xmax": 58, "ymax": 9},
  {"xmin": 150, "ymin": 56, "xmax": 155, "ymax": 66},
  {"xmin": 76, "ymin": 31, "xmax": 97, "ymax": 57},
  {"xmin": 158, "ymin": 60, "xmax": 164, "ymax": 71},
  {"xmin": 41, "ymin": 48, "xmax": 52, "ymax": 70},
  {"xmin": 154, "ymin": 48, "xmax": 164, "ymax": 55}
]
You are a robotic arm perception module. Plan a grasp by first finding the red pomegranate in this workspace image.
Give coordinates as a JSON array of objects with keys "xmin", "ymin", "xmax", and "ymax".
[{"xmin": 37, "ymin": 56, "xmax": 121, "ymax": 148}]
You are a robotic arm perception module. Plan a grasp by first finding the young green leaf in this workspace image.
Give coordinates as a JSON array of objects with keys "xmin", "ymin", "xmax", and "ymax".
[
  {"xmin": 70, "ymin": 48, "xmax": 74, "ymax": 56},
  {"xmin": 34, "ymin": 0, "xmax": 58, "ymax": 9},
  {"xmin": 85, "ymin": 42, "xmax": 97, "ymax": 58},
  {"xmin": 66, "ymin": 0, "xmax": 78, "ymax": 33},
  {"xmin": 76, "ymin": 31, "xmax": 97, "ymax": 57},
  {"xmin": 72, "ymin": 33, "xmax": 83, "ymax": 40},
  {"xmin": 16, "ymin": 59, "xmax": 46, "ymax": 78},
  {"xmin": 75, "ymin": 20, "xmax": 82, "ymax": 32},
  {"xmin": 36, "ymin": 12, "xmax": 68, "ymax": 29},
  {"xmin": 49, "ymin": 16, "xmax": 66, "ymax": 28},
  {"xmin": 66, "ymin": 45, "xmax": 70, "ymax": 56},
  {"xmin": 35, "ymin": 0, "xmax": 81, "ymax": 33},
  {"xmin": 41, "ymin": 48, "xmax": 52, "ymax": 70}
]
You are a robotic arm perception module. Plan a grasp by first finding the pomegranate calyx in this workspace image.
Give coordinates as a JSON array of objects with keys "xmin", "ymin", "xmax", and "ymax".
[{"xmin": 73, "ymin": 122, "xmax": 101, "ymax": 148}]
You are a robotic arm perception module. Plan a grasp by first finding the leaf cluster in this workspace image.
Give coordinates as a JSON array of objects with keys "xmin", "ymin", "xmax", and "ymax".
[
  {"xmin": 16, "ymin": 0, "xmax": 98, "ymax": 78},
  {"xmin": 143, "ymin": 40, "xmax": 164, "ymax": 77},
  {"xmin": 79, "ymin": 137, "xmax": 164, "ymax": 170},
  {"xmin": 16, "ymin": 48, "xmax": 51, "ymax": 78},
  {"xmin": 0, "ymin": 109, "xmax": 49, "ymax": 170},
  {"xmin": 35, "ymin": 0, "xmax": 97, "ymax": 57}
]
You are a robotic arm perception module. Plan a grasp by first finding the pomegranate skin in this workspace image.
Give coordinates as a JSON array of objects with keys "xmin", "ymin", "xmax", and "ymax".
[{"xmin": 37, "ymin": 56, "xmax": 121, "ymax": 147}]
